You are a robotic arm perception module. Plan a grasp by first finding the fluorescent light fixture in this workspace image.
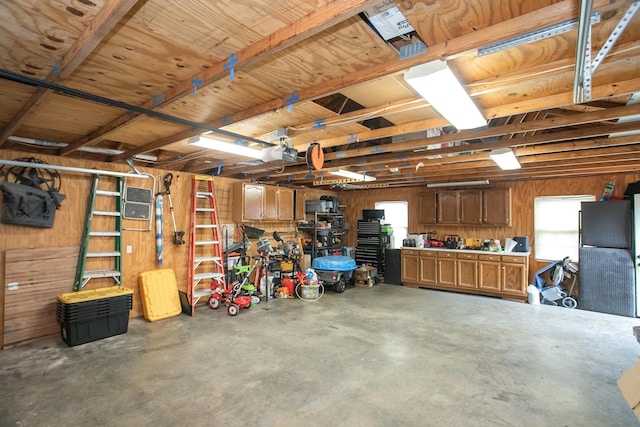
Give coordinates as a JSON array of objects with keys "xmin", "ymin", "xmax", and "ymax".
[
  {"xmin": 188, "ymin": 135, "xmax": 263, "ymax": 159},
  {"xmin": 490, "ymin": 148, "xmax": 521, "ymax": 170},
  {"xmin": 427, "ymin": 180, "xmax": 489, "ymax": 188},
  {"xmin": 329, "ymin": 168, "xmax": 376, "ymax": 181},
  {"xmin": 404, "ymin": 60, "xmax": 486, "ymax": 130}
]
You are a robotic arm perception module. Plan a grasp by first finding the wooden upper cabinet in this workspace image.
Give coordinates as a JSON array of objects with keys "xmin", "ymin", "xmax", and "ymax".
[
  {"xmin": 277, "ymin": 187, "xmax": 294, "ymax": 221},
  {"xmin": 459, "ymin": 190, "xmax": 482, "ymax": 225},
  {"xmin": 263, "ymin": 185, "xmax": 278, "ymax": 220},
  {"xmin": 294, "ymin": 189, "xmax": 306, "ymax": 220},
  {"xmin": 418, "ymin": 192, "xmax": 436, "ymax": 224},
  {"xmin": 482, "ymin": 188, "xmax": 512, "ymax": 226},
  {"xmin": 237, "ymin": 183, "xmax": 264, "ymax": 221},
  {"xmin": 233, "ymin": 182, "xmax": 295, "ymax": 222},
  {"xmin": 437, "ymin": 191, "xmax": 460, "ymax": 224}
]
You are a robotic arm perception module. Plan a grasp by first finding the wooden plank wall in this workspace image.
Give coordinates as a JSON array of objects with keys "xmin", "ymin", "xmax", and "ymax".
[
  {"xmin": 0, "ymin": 150, "xmax": 222, "ymax": 347},
  {"xmin": 3, "ymin": 246, "xmax": 78, "ymax": 348},
  {"xmin": 0, "ymin": 149, "xmax": 336, "ymax": 347},
  {"xmin": 338, "ymin": 172, "xmax": 640, "ymax": 285}
]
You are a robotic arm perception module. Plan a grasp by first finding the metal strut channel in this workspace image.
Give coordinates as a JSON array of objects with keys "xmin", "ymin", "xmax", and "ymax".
[
  {"xmin": 0, "ymin": 69, "xmax": 274, "ymax": 148},
  {"xmin": 574, "ymin": 1, "xmax": 640, "ymax": 104}
]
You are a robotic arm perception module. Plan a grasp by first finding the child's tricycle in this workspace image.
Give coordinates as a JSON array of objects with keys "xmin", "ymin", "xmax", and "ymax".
[
  {"xmin": 208, "ymin": 279, "xmax": 252, "ymax": 316},
  {"xmin": 311, "ymin": 255, "xmax": 357, "ymax": 293}
]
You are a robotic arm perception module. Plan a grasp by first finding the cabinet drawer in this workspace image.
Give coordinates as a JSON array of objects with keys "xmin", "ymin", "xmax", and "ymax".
[
  {"xmin": 402, "ymin": 249, "xmax": 419, "ymax": 256},
  {"xmin": 478, "ymin": 254, "xmax": 501, "ymax": 262},
  {"xmin": 438, "ymin": 251, "xmax": 456, "ymax": 259},
  {"xmin": 419, "ymin": 251, "xmax": 438, "ymax": 258},
  {"xmin": 457, "ymin": 252, "xmax": 478, "ymax": 260},
  {"xmin": 501, "ymin": 255, "xmax": 527, "ymax": 264}
]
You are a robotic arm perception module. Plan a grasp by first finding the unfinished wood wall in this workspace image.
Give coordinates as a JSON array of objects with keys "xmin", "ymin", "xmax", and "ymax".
[
  {"xmin": 338, "ymin": 172, "xmax": 640, "ymax": 284},
  {"xmin": 3, "ymin": 146, "xmax": 639, "ymax": 347},
  {"xmin": 0, "ymin": 149, "xmax": 337, "ymax": 347},
  {"xmin": 0, "ymin": 150, "xmax": 196, "ymax": 347}
]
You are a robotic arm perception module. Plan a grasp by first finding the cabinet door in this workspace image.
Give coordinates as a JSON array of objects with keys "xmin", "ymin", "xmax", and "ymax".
[
  {"xmin": 483, "ymin": 188, "xmax": 512, "ymax": 226},
  {"xmin": 419, "ymin": 253, "xmax": 437, "ymax": 285},
  {"xmin": 243, "ymin": 184, "xmax": 264, "ymax": 220},
  {"xmin": 460, "ymin": 190, "xmax": 482, "ymax": 225},
  {"xmin": 437, "ymin": 255, "xmax": 456, "ymax": 288},
  {"xmin": 294, "ymin": 189, "xmax": 306, "ymax": 220},
  {"xmin": 502, "ymin": 262, "xmax": 527, "ymax": 296},
  {"xmin": 277, "ymin": 188, "xmax": 294, "ymax": 220},
  {"xmin": 478, "ymin": 260, "xmax": 501, "ymax": 291},
  {"xmin": 437, "ymin": 191, "xmax": 459, "ymax": 224},
  {"xmin": 401, "ymin": 251, "xmax": 419, "ymax": 284},
  {"xmin": 418, "ymin": 192, "xmax": 436, "ymax": 224},
  {"xmin": 263, "ymin": 186, "xmax": 278, "ymax": 220},
  {"xmin": 457, "ymin": 258, "xmax": 478, "ymax": 289}
]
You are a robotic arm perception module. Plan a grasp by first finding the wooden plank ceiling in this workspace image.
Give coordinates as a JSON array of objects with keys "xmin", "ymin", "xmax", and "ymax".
[{"xmin": 0, "ymin": 0, "xmax": 639, "ymax": 189}]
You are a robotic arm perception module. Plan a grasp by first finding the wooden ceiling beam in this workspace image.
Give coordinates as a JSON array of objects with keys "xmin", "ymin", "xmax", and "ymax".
[
  {"xmin": 64, "ymin": 0, "xmax": 380, "ymax": 157},
  {"xmin": 315, "ymin": 75, "xmax": 640, "ymax": 154},
  {"xmin": 243, "ymin": 129, "xmax": 640, "ymax": 182},
  {"xmin": 219, "ymin": 102, "xmax": 640, "ymax": 175},
  {"xmin": 0, "ymin": 0, "xmax": 139, "ymax": 147},
  {"xmin": 125, "ymin": 0, "xmax": 614, "ymax": 161}
]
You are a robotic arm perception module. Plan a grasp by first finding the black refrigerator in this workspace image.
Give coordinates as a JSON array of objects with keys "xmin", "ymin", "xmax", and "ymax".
[{"xmin": 579, "ymin": 200, "xmax": 636, "ymax": 317}]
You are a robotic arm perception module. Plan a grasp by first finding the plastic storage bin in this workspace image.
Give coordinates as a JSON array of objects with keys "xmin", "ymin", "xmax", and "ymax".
[
  {"xmin": 138, "ymin": 269, "xmax": 181, "ymax": 322},
  {"xmin": 56, "ymin": 286, "xmax": 133, "ymax": 346}
]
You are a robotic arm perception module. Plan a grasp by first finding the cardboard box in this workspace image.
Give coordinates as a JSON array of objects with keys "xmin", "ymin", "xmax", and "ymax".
[{"xmin": 618, "ymin": 359, "xmax": 640, "ymax": 420}]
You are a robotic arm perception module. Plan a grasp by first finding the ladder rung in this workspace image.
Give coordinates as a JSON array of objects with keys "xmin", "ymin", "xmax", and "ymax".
[
  {"xmin": 90, "ymin": 231, "xmax": 121, "ymax": 237},
  {"xmin": 193, "ymin": 289, "xmax": 213, "ymax": 299},
  {"xmin": 196, "ymin": 224, "xmax": 216, "ymax": 229},
  {"xmin": 195, "ymin": 256, "xmax": 222, "ymax": 263},
  {"xmin": 196, "ymin": 208, "xmax": 215, "ymax": 212},
  {"xmin": 194, "ymin": 272, "xmax": 224, "ymax": 281},
  {"xmin": 96, "ymin": 189, "xmax": 121, "ymax": 197},
  {"xmin": 83, "ymin": 269, "xmax": 121, "ymax": 279},
  {"xmin": 196, "ymin": 240, "xmax": 219, "ymax": 245},
  {"xmin": 93, "ymin": 210, "xmax": 121, "ymax": 217},
  {"xmin": 87, "ymin": 251, "xmax": 121, "ymax": 257},
  {"xmin": 197, "ymin": 192, "xmax": 213, "ymax": 197}
]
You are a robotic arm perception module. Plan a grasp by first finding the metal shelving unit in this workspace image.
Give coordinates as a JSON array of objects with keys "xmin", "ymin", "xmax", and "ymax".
[{"xmin": 311, "ymin": 212, "xmax": 345, "ymax": 260}]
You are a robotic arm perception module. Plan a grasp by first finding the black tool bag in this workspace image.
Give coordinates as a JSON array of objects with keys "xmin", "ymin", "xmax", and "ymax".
[{"xmin": 1, "ymin": 181, "xmax": 66, "ymax": 228}]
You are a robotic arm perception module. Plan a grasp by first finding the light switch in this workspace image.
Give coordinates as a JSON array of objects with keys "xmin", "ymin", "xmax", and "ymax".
[{"xmin": 126, "ymin": 245, "xmax": 133, "ymax": 254}]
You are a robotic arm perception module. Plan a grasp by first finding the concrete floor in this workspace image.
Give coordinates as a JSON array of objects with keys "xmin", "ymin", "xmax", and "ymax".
[{"xmin": 1, "ymin": 284, "xmax": 639, "ymax": 427}]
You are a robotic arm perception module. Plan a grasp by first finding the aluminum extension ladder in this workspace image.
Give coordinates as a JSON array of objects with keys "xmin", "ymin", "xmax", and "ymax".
[
  {"xmin": 74, "ymin": 174, "xmax": 123, "ymax": 291},
  {"xmin": 186, "ymin": 175, "xmax": 225, "ymax": 313}
]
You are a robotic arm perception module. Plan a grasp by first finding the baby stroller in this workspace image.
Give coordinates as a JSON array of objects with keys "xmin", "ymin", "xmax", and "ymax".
[{"xmin": 533, "ymin": 257, "xmax": 579, "ymax": 308}]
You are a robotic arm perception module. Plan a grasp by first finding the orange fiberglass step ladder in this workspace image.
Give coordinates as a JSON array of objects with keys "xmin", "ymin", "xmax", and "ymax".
[{"xmin": 186, "ymin": 175, "xmax": 226, "ymax": 314}]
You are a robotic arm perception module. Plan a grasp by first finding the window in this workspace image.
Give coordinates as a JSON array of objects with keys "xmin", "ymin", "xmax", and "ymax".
[
  {"xmin": 534, "ymin": 195, "xmax": 595, "ymax": 261},
  {"xmin": 375, "ymin": 201, "xmax": 408, "ymax": 249}
]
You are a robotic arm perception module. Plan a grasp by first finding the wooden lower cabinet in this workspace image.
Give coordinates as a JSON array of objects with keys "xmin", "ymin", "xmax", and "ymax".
[
  {"xmin": 478, "ymin": 254, "xmax": 501, "ymax": 292},
  {"xmin": 401, "ymin": 249, "xmax": 419, "ymax": 286},
  {"xmin": 437, "ymin": 252, "xmax": 456, "ymax": 288},
  {"xmin": 419, "ymin": 251, "xmax": 437, "ymax": 286},
  {"xmin": 500, "ymin": 255, "xmax": 528, "ymax": 296},
  {"xmin": 402, "ymin": 249, "xmax": 528, "ymax": 300},
  {"xmin": 457, "ymin": 253, "xmax": 478, "ymax": 289}
]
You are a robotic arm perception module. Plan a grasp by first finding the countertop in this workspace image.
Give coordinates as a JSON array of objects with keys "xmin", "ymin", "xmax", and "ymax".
[{"xmin": 401, "ymin": 247, "xmax": 531, "ymax": 257}]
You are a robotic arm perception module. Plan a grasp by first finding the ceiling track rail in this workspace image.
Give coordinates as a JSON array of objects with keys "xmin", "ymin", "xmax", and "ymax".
[
  {"xmin": 574, "ymin": 0, "xmax": 640, "ymax": 104},
  {"xmin": 0, "ymin": 68, "xmax": 274, "ymax": 148}
]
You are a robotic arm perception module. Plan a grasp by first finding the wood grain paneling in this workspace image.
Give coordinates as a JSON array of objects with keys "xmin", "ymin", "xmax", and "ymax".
[
  {"xmin": 338, "ymin": 172, "xmax": 640, "ymax": 287},
  {"xmin": 3, "ymin": 246, "xmax": 78, "ymax": 348}
]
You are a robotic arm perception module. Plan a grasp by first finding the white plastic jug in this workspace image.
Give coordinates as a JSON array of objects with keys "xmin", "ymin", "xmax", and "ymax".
[{"xmin": 527, "ymin": 284, "xmax": 540, "ymax": 305}]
